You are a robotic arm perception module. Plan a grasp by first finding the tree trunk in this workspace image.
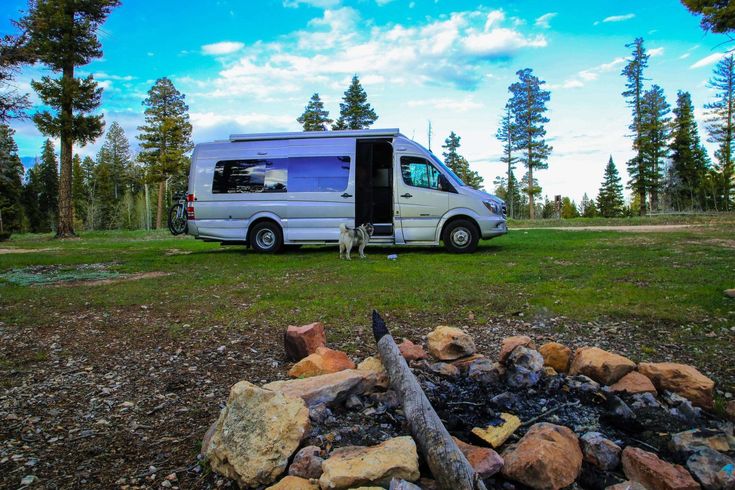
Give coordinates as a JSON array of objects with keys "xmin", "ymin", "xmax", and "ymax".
[
  {"xmin": 528, "ymin": 164, "xmax": 535, "ymax": 220},
  {"xmin": 56, "ymin": 65, "xmax": 76, "ymax": 238},
  {"xmin": 372, "ymin": 311, "xmax": 487, "ymax": 490},
  {"xmin": 156, "ymin": 180, "xmax": 164, "ymax": 229}
]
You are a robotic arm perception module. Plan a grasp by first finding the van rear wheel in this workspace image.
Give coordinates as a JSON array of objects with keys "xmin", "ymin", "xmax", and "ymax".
[
  {"xmin": 443, "ymin": 219, "xmax": 479, "ymax": 253},
  {"xmin": 250, "ymin": 222, "xmax": 283, "ymax": 253}
]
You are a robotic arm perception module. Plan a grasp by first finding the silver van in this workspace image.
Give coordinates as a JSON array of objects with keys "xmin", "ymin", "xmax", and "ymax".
[{"xmin": 185, "ymin": 128, "xmax": 507, "ymax": 253}]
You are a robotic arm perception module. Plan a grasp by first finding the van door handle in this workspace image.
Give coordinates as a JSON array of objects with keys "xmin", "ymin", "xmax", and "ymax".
[
  {"xmin": 341, "ymin": 193, "xmax": 352, "ymax": 198},
  {"xmin": 401, "ymin": 193, "xmax": 413, "ymax": 198}
]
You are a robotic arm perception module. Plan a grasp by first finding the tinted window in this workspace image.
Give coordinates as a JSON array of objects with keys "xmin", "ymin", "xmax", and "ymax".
[
  {"xmin": 400, "ymin": 156, "xmax": 444, "ymax": 191},
  {"xmin": 213, "ymin": 160, "xmax": 266, "ymax": 193},
  {"xmin": 288, "ymin": 156, "xmax": 350, "ymax": 192}
]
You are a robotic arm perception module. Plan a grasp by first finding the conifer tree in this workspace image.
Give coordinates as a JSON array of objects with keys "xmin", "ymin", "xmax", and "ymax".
[
  {"xmin": 21, "ymin": 165, "xmax": 42, "ymax": 232},
  {"xmin": 669, "ymin": 91, "xmax": 710, "ymax": 209},
  {"xmin": 0, "ymin": 34, "xmax": 31, "ymax": 123},
  {"xmin": 561, "ymin": 197, "xmax": 580, "ymax": 219},
  {"xmin": 98, "ymin": 121, "xmax": 132, "ymax": 200},
  {"xmin": 520, "ymin": 171, "xmax": 542, "ymax": 217},
  {"xmin": 0, "ymin": 125, "xmax": 24, "ymax": 230},
  {"xmin": 441, "ymin": 132, "xmax": 483, "ymax": 189},
  {"xmin": 621, "ymin": 38, "xmax": 650, "ymax": 215},
  {"xmin": 332, "ymin": 75, "xmax": 378, "ymax": 130},
  {"xmin": 80, "ymin": 155, "xmax": 96, "ymax": 229},
  {"xmin": 580, "ymin": 193, "xmax": 598, "ymax": 217},
  {"xmin": 596, "ymin": 156, "xmax": 625, "ymax": 217},
  {"xmin": 640, "ymin": 84, "xmax": 671, "ymax": 211},
  {"xmin": 93, "ymin": 157, "xmax": 116, "ymax": 229},
  {"xmin": 496, "ymin": 104, "xmax": 518, "ymax": 217},
  {"xmin": 37, "ymin": 139, "xmax": 59, "ymax": 231},
  {"xmin": 137, "ymin": 78, "xmax": 193, "ymax": 228},
  {"xmin": 704, "ymin": 54, "xmax": 735, "ymax": 211},
  {"xmin": 71, "ymin": 154, "xmax": 86, "ymax": 225},
  {"xmin": 681, "ymin": 0, "xmax": 735, "ymax": 34},
  {"xmin": 19, "ymin": 0, "xmax": 120, "ymax": 237},
  {"xmin": 508, "ymin": 68, "xmax": 551, "ymax": 219},
  {"xmin": 297, "ymin": 93, "xmax": 332, "ymax": 131}
]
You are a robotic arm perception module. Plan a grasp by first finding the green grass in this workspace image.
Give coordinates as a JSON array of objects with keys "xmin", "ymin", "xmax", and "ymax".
[{"xmin": 508, "ymin": 212, "xmax": 735, "ymax": 228}]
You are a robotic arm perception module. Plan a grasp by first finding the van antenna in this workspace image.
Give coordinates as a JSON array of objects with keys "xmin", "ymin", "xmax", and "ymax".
[{"xmin": 410, "ymin": 129, "xmax": 415, "ymax": 140}]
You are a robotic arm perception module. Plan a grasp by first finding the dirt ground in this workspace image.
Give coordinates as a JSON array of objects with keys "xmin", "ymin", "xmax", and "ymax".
[{"xmin": 1, "ymin": 307, "xmax": 733, "ymax": 489}]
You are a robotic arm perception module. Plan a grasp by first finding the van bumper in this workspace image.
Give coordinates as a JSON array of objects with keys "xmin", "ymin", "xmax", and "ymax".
[
  {"xmin": 478, "ymin": 216, "xmax": 507, "ymax": 239},
  {"xmin": 186, "ymin": 221, "xmax": 199, "ymax": 236}
]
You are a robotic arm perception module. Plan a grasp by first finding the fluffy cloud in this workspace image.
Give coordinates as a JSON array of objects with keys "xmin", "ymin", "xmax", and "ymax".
[
  {"xmin": 549, "ymin": 56, "xmax": 626, "ymax": 89},
  {"xmin": 201, "ymin": 41, "xmax": 245, "ymax": 56}
]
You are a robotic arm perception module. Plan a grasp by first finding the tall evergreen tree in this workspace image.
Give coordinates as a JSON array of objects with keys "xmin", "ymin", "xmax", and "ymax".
[
  {"xmin": 37, "ymin": 139, "xmax": 59, "ymax": 231},
  {"xmin": 71, "ymin": 154, "xmax": 86, "ymax": 224},
  {"xmin": 21, "ymin": 165, "xmax": 42, "ymax": 232},
  {"xmin": 580, "ymin": 193, "xmax": 598, "ymax": 217},
  {"xmin": 0, "ymin": 125, "xmax": 24, "ymax": 231},
  {"xmin": 596, "ymin": 156, "xmax": 625, "ymax": 217},
  {"xmin": 508, "ymin": 68, "xmax": 552, "ymax": 219},
  {"xmin": 441, "ymin": 131, "xmax": 483, "ymax": 190},
  {"xmin": 19, "ymin": 0, "xmax": 120, "ymax": 237},
  {"xmin": 681, "ymin": 0, "xmax": 735, "ymax": 34},
  {"xmin": 297, "ymin": 93, "xmax": 332, "ymax": 131},
  {"xmin": 137, "ymin": 78, "xmax": 193, "ymax": 228},
  {"xmin": 704, "ymin": 54, "xmax": 735, "ymax": 211},
  {"xmin": 669, "ymin": 91, "xmax": 710, "ymax": 209},
  {"xmin": 640, "ymin": 85, "xmax": 671, "ymax": 211},
  {"xmin": 621, "ymin": 37, "xmax": 650, "ymax": 215},
  {"xmin": 332, "ymin": 75, "xmax": 378, "ymax": 130},
  {"xmin": 0, "ymin": 34, "xmax": 31, "ymax": 123},
  {"xmin": 520, "ymin": 170, "xmax": 542, "ymax": 217},
  {"xmin": 496, "ymin": 104, "xmax": 518, "ymax": 218},
  {"xmin": 98, "ymin": 121, "xmax": 132, "ymax": 200},
  {"xmin": 80, "ymin": 155, "xmax": 97, "ymax": 229}
]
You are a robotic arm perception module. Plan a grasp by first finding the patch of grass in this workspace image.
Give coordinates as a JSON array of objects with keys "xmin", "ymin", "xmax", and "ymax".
[{"xmin": 508, "ymin": 212, "xmax": 735, "ymax": 228}]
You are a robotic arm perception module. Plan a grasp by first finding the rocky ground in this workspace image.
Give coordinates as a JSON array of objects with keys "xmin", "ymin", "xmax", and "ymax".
[{"xmin": 1, "ymin": 309, "xmax": 734, "ymax": 489}]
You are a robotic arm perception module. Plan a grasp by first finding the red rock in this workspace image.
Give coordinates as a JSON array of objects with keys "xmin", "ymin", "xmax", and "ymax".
[
  {"xmin": 569, "ymin": 347, "xmax": 636, "ymax": 385},
  {"xmin": 638, "ymin": 363, "xmax": 715, "ymax": 409},
  {"xmin": 452, "ymin": 437, "xmax": 503, "ymax": 478},
  {"xmin": 451, "ymin": 354, "xmax": 487, "ymax": 371},
  {"xmin": 288, "ymin": 347, "xmax": 355, "ymax": 378},
  {"xmin": 284, "ymin": 322, "xmax": 327, "ymax": 361},
  {"xmin": 499, "ymin": 336, "xmax": 535, "ymax": 365},
  {"xmin": 501, "ymin": 423, "xmax": 582, "ymax": 490},
  {"xmin": 610, "ymin": 371, "xmax": 657, "ymax": 395},
  {"xmin": 398, "ymin": 339, "xmax": 428, "ymax": 361},
  {"xmin": 288, "ymin": 445, "xmax": 323, "ymax": 480},
  {"xmin": 621, "ymin": 446, "xmax": 700, "ymax": 490},
  {"xmin": 538, "ymin": 342, "xmax": 572, "ymax": 373}
]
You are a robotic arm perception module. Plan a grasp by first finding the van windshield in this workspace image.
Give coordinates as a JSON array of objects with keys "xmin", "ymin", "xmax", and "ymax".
[{"xmin": 428, "ymin": 153, "xmax": 465, "ymax": 187}]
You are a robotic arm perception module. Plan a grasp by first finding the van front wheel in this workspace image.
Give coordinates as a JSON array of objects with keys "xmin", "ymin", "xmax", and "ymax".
[
  {"xmin": 250, "ymin": 222, "xmax": 283, "ymax": 253},
  {"xmin": 442, "ymin": 219, "xmax": 479, "ymax": 253}
]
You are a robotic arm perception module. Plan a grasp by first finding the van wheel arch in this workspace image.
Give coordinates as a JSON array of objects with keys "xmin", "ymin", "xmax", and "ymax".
[
  {"xmin": 441, "ymin": 216, "xmax": 480, "ymax": 253},
  {"xmin": 247, "ymin": 218, "xmax": 284, "ymax": 253}
]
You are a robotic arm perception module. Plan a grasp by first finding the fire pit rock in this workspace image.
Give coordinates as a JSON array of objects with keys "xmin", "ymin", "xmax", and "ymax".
[
  {"xmin": 426, "ymin": 326, "xmax": 476, "ymax": 360},
  {"xmin": 288, "ymin": 347, "xmax": 356, "ymax": 378},
  {"xmin": 580, "ymin": 431, "xmax": 622, "ymax": 470},
  {"xmin": 265, "ymin": 475, "xmax": 318, "ymax": 489},
  {"xmin": 538, "ymin": 342, "xmax": 572, "ymax": 373},
  {"xmin": 499, "ymin": 335, "xmax": 535, "ymax": 365},
  {"xmin": 451, "ymin": 436, "xmax": 504, "ymax": 478},
  {"xmin": 610, "ymin": 371, "xmax": 658, "ymax": 395},
  {"xmin": 205, "ymin": 381, "xmax": 310, "ymax": 488},
  {"xmin": 288, "ymin": 445, "xmax": 324, "ymax": 480},
  {"xmin": 621, "ymin": 446, "xmax": 701, "ymax": 490},
  {"xmin": 505, "ymin": 345, "xmax": 544, "ymax": 388},
  {"xmin": 264, "ymin": 369, "xmax": 376, "ymax": 408},
  {"xmin": 670, "ymin": 428, "xmax": 735, "ymax": 455},
  {"xmin": 685, "ymin": 447, "xmax": 735, "ymax": 490},
  {"xmin": 501, "ymin": 422, "xmax": 583, "ymax": 490},
  {"xmin": 398, "ymin": 339, "xmax": 428, "ymax": 361},
  {"xmin": 285, "ymin": 322, "xmax": 327, "ymax": 361},
  {"xmin": 357, "ymin": 356, "xmax": 389, "ymax": 388},
  {"xmin": 569, "ymin": 347, "xmax": 636, "ymax": 385},
  {"xmin": 638, "ymin": 362, "xmax": 715, "ymax": 409}
]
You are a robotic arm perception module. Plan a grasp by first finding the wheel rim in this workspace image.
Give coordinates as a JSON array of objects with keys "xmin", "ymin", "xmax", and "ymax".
[
  {"xmin": 451, "ymin": 227, "xmax": 471, "ymax": 248},
  {"xmin": 255, "ymin": 229, "xmax": 276, "ymax": 249}
]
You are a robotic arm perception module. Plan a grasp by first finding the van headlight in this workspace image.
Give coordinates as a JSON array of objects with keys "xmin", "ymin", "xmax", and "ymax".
[{"xmin": 483, "ymin": 200, "xmax": 500, "ymax": 215}]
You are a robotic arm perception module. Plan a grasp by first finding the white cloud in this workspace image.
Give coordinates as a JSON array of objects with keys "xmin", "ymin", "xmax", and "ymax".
[
  {"xmin": 690, "ymin": 52, "xmax": 727, "ymax": 69},
  {"xmin": 550, "ymin": 56, "xmax": 626, "ymax": 89},
  {"xmin": 283, "ymin": 0, "xmax": 340, "ymax": 8},
  {"xmin": 534, "ymin": 12, "xmax": 557, "ymax": 29},
  {"xmin": 601, "ymin": 13, "xmax": 635, "ymax": 23},
  {"xmin": 484, "ymin": 10, "xmax": 505, "ymax": 31},
  {"xmin": 406, "ymin": 98, "xmax": 483, "ymax": 112},
  {"xmin": 202, "ymin": 41, "xmax": 245, "ymax": 56},
  {"xmin": 375, "ymin": 0, "xmax": 395, "ymax": 5},
  {"xmin": 648, "ymin": 47, "xmax": 664, "ymax": 57}
]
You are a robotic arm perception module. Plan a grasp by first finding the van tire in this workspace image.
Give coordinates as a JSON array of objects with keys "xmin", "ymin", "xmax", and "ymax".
[
  {"xmin": 250, "ymin": 222, "xmax": 284, "ymax": 253},
  {"xmin": 442, "ymin": 219, "xmax": 479, "ymax": 253}
]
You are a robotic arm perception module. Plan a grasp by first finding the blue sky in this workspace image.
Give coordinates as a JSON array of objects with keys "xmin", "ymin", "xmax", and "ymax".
[{"xmin": 1, "ymin": 0, "xmax": 731, "ymax": 201}]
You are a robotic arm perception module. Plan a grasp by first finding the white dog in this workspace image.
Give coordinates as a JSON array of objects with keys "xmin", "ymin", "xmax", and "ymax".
[{"xmin": 339, "ymin": 223, "xmax": 374, "ymax": 260}]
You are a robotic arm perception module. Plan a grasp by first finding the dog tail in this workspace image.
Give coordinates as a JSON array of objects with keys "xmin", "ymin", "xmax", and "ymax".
[{"xmin": 339, "ymin": 223, "xmax": 348, "ymax": 233}]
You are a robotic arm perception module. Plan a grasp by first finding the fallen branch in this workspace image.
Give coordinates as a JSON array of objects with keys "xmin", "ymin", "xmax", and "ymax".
[{"xmin": 372, "ymin": 311, "xmax": 486, "ymax": 490}]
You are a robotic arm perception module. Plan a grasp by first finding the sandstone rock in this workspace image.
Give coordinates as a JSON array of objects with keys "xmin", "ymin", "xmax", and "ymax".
[
  {"xmin": 670, "ymin": 429, "xmax": 735, "ymax": 455},
  {"xmin": 724, "ymin": 289, "xmax": 735, "ymax": 299},
  {"xmin": 397, "ymin": 339, "xmax": 428, "ymax": 362},
  {"xmin": 426, "ymin": 361, "xmax": 460, "ymax": 377},
  {"xmin": 610, "ymin": 371, "xmax": 658, "ymax": 395},
  {"xmin": 499, "ymin": 335, "xmax": 535, "ymax": 365},
  {"xmin": 638, "ymin": 362, "xmax": 715, "ymax": 409},
  {"xmin": 471, "ymin": 413, "xmax": 522, "ymax": 448},
  {"xmin": 569, "ymin": 347, "xmax": 636, "ymax": 385},
  {"xmin": 357, "ymin": 356, "xmax": 389, "ymax": 389},
  {"xmin": 200, "ymin": 420, "xmax": 217, "ymax": 456},
  {"xmin": 501, "ymin": 423, "xmax": 583, "ymax": 490},
  {"xmin": 606, "ymin": 481, "xmax": 648, "ymax": 490},
  {"xmin": 288, "ymin": 347, "xmax": 356, "ymax": 378},
  {"xmin": 539, "ymin": 342, "xmax": 572, "ymax": 373},
  {"xmin": 686, "ymin": 447, "xmax": 735, "ymax": 490},
  {"xmin": 318, "ymin": 436, "xmax": 420, "ymax": 489},
  {"xmin": 452, "ymin": 436, "xmax": 504, "ymax": 478},
  {"xmin": 266, "ymin": 476, "xmax": 319, "ymax": 489},
  {"xmin": 544, "ymin": 366, "xmax": 558, "ymax": 377},
  {"xmin": 285, "ymin": 322, "xmax": 327, "ymax": 361},
  {"xmin": 727, "ymin": 401, "xmax": 735, "ymax": 422},
  {"xmin": 264, "ymin": 369, "xmax": 376, "ymax": 408},
  {"xmin": 288, "ymin": 445, "xmax": 324, "ymax": 480},
  {"xmin": 452, "ymin": 353, "xmax": 487, "ymax": 371},
  {"xmin": 622, "ymin": 446, "xmax": 701, "ymax": 490},
  {"xmin": 389, "ymin": 478, "xmax": 423, "ymax": 490},
  {"xmin": 426, "ymin": 326, "xmax": 476, "ymax": 361},
  {"xmin": 205, "ymin": 381, "xmax": 310, "ymax": 488},
  {"xmin": 580, "ymin": 432, "xmax": 622, "ymax": 470},
  {"xmin": 505, "ymin": 346, "xmax": 544, "ymax": 388}
]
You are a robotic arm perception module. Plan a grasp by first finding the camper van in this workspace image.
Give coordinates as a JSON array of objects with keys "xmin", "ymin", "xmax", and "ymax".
[{"xmin": 185, "ymin": 129, "xmax": 507, "ymax": 253}]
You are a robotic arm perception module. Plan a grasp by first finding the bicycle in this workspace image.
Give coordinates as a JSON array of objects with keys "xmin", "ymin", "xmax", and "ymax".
[{"xmin": 167, "ymin": 193, "xmax": 188, "ymax": 235}]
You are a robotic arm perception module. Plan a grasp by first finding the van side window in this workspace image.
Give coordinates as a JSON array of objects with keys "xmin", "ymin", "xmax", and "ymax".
[
  {"xmin": 212, "ymin": 159, "xmax": 287, "ymax": 193},
  {"xmin": 400, "ymin": 156, "xmax": 444, "ymax": 191},
  {"xmin": 288, "ymin": 156, "xmax": 350, "ymax": 192}
]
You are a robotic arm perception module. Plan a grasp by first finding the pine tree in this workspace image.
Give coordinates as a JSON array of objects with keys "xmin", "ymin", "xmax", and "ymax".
[
  {"xmin": 80, "ymin": 155, "xmax": 97, "ymax": 229},
  {"xmin": 561, "ymin": 197, "xmax": 580, "ymax": 219},
  {"xmin": 441, "ymin": 131, "xmax": 483, "ymax": 190},
  {"xmin": 580, "ymin": 193, "xmax": 598, "ymax": 217},
  {"xmin": 297, "ymin": 93, "xmax": 332, "ymax": 131},
  {"xmin": 704, "ymin": 54, "xmax": 735, "ymax": 211},
  {"xmin": 93, "ymin": 158, "xmax": 116, "ymax": 229},
  {"xmin": 21, "ymin": 165, "xmax": 42, "ymax": 232},
  {"xmin": 520, "ymin": 171, "xmax": 542, "ymax": 217},
  {"xmin": 621, "ymin": 38, "xmax": 650, "ymax": 215},
  {"xmin": 681, "ymin": 0, "xmax": 735, "ymax": 34},
  {"xmin": 37, "ymin": 139, "xmax": 59, "ymax": 231},
  {"xmin": 71, "ymin": 154, "xmax": 86, "ymax": 225},
  {"xmin": 19, "ymin": 0, "xmax": 120, "ymax": 237},
  {"xmin": 98, "ymin": 121, "xmax": 132, "ymax": 200},
  {"xmin": 596, "ymin": 156, "xmax": 625, "ymax": 217},
  {"xmin": 508, "ymin": 68, "xmax": 552, "ymax": 219},
  {"xmin": 496, "ymin": 103, "xmax": 518, "ymax": 218},
  {"xmin": 332, "ymin": 75, "xmax": 378, "ymax": 130},
  {"xmin": 0, "ymin": 124, "xmax": 24, "ymax": 231},
  {"xmin": 640, "ymin": 85, "xmax": 671, "ymax": 211},
  {"xmin": 669, "ymin": 91, "xmax": 710, "ymax": 210},
  {"xmin": 0, "ymin": 34, "xmax": 31, "ymax": 123},
  {"xmin": 137, "ymin": 78, "xmax": 193, "ymax": 228}
]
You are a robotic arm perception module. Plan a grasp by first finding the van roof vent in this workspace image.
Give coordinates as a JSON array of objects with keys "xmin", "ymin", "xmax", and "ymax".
[{"xmin": 229, "ymin": 128, "xmax": 401, "ymax": 142}]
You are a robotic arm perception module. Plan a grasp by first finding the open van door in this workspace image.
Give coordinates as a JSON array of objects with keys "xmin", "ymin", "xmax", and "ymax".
[{"xmin": 395, "ymin": 155, "xmax": 450, "ymax": 242}]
